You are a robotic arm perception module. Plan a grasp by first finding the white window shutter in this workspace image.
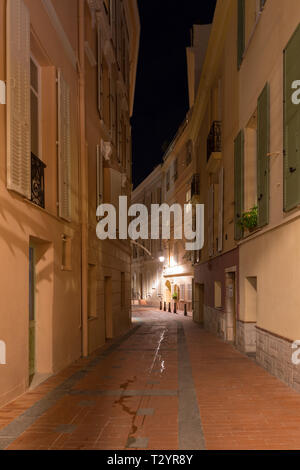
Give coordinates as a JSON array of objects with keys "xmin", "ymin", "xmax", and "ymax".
[
  {"xmin": 6, "ymin": 0, "xmax": 31, "ymax": 199},
  {"xmin": 96, "ymin": 144, "xmax": 103, "ymax": 208},
  {"xmin": 208, "ymin": 184, "xmax": 214, "ymax": 257},
  {"xmin": 218, "ymin": 167, "xmax": 224, "ymax": 252},
  {"xmin": 97, "ymin": 25, "xmax": 103, "ymax": 118},
  {"xmin": 57, "ymin": 70, "xmax": 71, "ymax": 221}
]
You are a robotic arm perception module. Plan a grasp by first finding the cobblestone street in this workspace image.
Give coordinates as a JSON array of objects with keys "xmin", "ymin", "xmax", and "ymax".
[{"xmin": 0, "ymin": 307, "xmax": 300, "ymax": 450}]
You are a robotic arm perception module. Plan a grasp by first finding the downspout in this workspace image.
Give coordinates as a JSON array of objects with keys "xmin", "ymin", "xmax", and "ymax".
[{"xmin": 79, "ymin": 0, "xmax": 89, "ymax": 357}]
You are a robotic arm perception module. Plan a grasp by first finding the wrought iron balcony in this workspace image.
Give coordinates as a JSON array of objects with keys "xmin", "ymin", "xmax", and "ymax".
[
  {"xmin": 31, "ymin": 153, "xmax": 46, "ymax": 209},
  {"xmin": 207, "ymin": 121, "xmax": 222, "ymax": 162},
  {"xmin": 191, "ymin": 173, "xmax": 200, "ymax": 198}
]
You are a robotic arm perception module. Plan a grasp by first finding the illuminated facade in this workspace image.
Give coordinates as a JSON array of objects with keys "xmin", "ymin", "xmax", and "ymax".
[
  {"xmin": 131, "ymin": 165, "xmax": 164, "ymax": 307},
  {"xmin": 0, "ymin": 0, "xmax": 139, "ymax": 407}
]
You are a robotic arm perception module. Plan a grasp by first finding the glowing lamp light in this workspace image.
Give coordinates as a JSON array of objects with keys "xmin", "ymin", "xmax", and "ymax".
[{"xmin": 159, "ymin": 256, "xmax": 165, "ymax": 263}]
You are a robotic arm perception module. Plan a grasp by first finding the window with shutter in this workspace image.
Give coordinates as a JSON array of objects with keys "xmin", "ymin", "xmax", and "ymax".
[
  {"xmin": 6, "ymin": 0, "xmax": 31, "ymax": 199},
  {"xmin": 97, "ymin": 25, "xmax": 103, "ymax": 118},
  {"xmin": 57, "ymin": 70, "xmax": 71, "ymax": 221},
  {"xmin": 187, "ymin": 284, "xmax": 192, "ymax": 302},
  {"xmin": 116, "ymin": 0, "xmax": 122, "ymax": 69},
  {"xmin": 234, "ymin": 130, "xmax": 244, "ymax": 240},
  {"xmin": 96, "ymin": 144, "xmax": 103, "ymax": 209},
  {"xmin": 180, "ymin": 284, "xmax": 185, "ymax": 301},
  {"xmin": 166, "ymin": 170, "xmax": 170, "ymax": 192},
  {"xmin": 257, "ymin": 83, "xmax": 270, "ymax": 226},
  {"xmin": 237, "ymin": 0, "xmax": 245, "ymax": 69},
  {"xmin": 218, "ymin": 167, "xmax": 224, "ymax": 252},
  {"xmin": 110, "ymin": 77, "xmax": 116, "ymax": 143},
  {"xmin": 111, "ymin": 0, "xmax": 117, "ymax": 46},
  {"xmin": 284, "ymin": 25, "xmax": 300, "ymax": 211},
  {"xmin": 208, "ymin": 184, "xmax": 214, "ymax": 256}
]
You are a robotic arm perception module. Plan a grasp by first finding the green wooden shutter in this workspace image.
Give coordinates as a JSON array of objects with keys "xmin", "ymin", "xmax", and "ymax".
[
  {"xmin": 284, "ymin": 24, "xmax": 300, "ymax": 211},
  {"xmin": 257, "ymin": 83, "xmax": 270, "ymax": 227},
  {"xmin": 234, "ymin": 130, "xmax": 244, "ymax": 240},
  {"xmin": 237, "ymin": 0, "xmax": 245, "ymax": 69}
]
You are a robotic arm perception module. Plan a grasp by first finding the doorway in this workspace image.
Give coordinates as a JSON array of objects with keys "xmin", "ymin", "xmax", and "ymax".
[
  {"xmin": 104, "ymin": 276, "xmax": 113, "ymax": 339},
  {"xmin": 28, "ymin": 237, "xmax": 53, "ymax": 387},
  {"xmin": 29, "ymin": 245, "xmax": 36, "ymax": 383},
  {"xmin": 194, "ymin": 283, "xmax": 204, "ymax": 324},
  {"xmin": 225, "ymin": 271, "xmax": 236, "ymax": 343}
]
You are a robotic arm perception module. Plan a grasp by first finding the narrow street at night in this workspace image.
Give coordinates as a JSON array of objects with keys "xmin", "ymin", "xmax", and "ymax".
[
  {"xmin": 1, "ymin": 307, "xmax": 300, "ymax": 451},
  {"xmin": 2, "ymin": 0, "xmax": 300, "ymax": 456}
]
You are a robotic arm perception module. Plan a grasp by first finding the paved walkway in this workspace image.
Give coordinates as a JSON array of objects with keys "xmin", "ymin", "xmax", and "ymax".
[{"xmin": 1, "ymin": 307, "xmax": 300, "ymax": 450}]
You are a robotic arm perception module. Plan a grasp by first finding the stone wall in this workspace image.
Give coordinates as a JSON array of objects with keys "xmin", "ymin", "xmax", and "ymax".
[
  {"xmin": 255, "ymin": 328, "xmax": 300, "ymax": 390},
  {"xmin": 203, "ymin": 306, "xmax": 226, "ymax": 340},
  {"xmin": 236, "ymin": 321, "xmax": 256, "ymax": 354}
]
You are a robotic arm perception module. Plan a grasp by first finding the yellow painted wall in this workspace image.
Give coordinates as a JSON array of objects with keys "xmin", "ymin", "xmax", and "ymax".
[{"xmin": 238, "ymin": 0, "xmax": 300, "ymax": 340}]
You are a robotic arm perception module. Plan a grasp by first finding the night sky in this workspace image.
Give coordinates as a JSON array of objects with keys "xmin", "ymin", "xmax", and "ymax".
[{"xmin": 131, "ymin": 0, "xmax": 217, "ymax": 188}]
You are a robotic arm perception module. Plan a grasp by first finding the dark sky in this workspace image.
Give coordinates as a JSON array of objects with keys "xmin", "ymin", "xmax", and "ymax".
[{"xmin": 131, "ymin": 0, "xmax": 217, "ymax": 188}]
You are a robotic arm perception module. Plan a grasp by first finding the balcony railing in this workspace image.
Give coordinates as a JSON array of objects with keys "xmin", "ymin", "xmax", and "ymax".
[
  {"xmin": 31, "ymin": 153, "xmax": 46, "ymax": 209},
  {"xmin": 207, "ymin": 121, "xmax": 222, "ymax": 162},
  {"xmin": 191, "ymin": 174, "xmax": 200, "ymax": 198}
]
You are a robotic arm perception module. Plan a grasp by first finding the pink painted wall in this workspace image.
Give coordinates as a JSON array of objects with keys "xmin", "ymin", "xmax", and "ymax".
[{"xmin": 194, "ymin": 248, "xmax": 239, "ymax": 316}]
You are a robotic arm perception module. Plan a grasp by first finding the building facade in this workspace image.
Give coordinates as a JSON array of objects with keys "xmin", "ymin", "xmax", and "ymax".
[
  {"xmin": 131, "ymin": 165, "xmax": 164, "ymax": 307},
  {"xmin": 0, "ymin": 0, "xmax": 139, "ymax": 407},
  {"xmin": 192, "ymin": 0, "xmax": 300, "ymax": 392}
]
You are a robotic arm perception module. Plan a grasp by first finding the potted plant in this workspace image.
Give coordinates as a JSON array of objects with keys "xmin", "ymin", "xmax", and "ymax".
[
  {"xmin": 172, "ymin": 293, "xmax": 178, "ymax": 301},
  {"xmin": 239, "ymin": 206, "xmax": 258, "ymax": 233}
]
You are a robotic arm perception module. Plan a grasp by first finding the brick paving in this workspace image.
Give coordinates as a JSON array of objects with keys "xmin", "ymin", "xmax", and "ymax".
[{"xmin": 0, "ymin": 307, "xmax": 300, "ymax": 450}]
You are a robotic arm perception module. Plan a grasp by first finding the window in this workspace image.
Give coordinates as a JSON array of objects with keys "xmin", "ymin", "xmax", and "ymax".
[
  {"xmin": 57, "ymin": 71, "xmax": 71, "ymax": 221},
  {"xmin": 245, "ymin": 110, "xmax": 258, "ymax": 212},
  {"xmin": 103, "ymin": 58, "xmax": 111, "ymax": 128},
  {"xmin": 166, "ymin": 170, "xmax": 170, "ymax": 192},
  {"xmin": 237, "ymin": 0, "xmax": 245, "ymax": 69},
  {"xmin": 284, "ymin": 24, "xmax": 300, "ymax": 211},
  {"xmin": 214, "ymin": 281, "xmax": 222, "ymax": 308},
  {"xmin": 234, "ymin": 130, "xmax": 244, "ymax": 240},
  {"xmin": 186, "ymin": 140, "xmax": 193, "ymax": 166},
  {"xmin": 180, "ymin": 284, "xmax": 185, "ymax": 301},
  {"xmin": 173, "ymin": 158, "xmax": 178, "ymax": 181},
  {"xmin": 110, "ymin": 77, "xmax": 116, "ymax": 143},
  {"xmin": 110, "ymin": 0, "xmax": 117, "ymax": 45},
  {"xmin": 187, "ymin": 284, "xmax": 192, "ymax": 302},
  {"xmin": 88, "ymin": 264, "xmax": 97, "ymax": 319},
  {"xmin": 240, "ymin": 0, "xmax": 267, "ymax": 70},
  {"xmin": 97, "ymin": 25, "xmax": 103, "ymax": 118},
  {"xmin": 30, "ymin": 57, "xmax": 40, "ymax": 159},
  {"xmin": 157, "ymin": 187, "xmax": 162, "ymax": 204},
  {"xmin": 7, "ymin": 0, "xmax": 31, "ymax": 199},
  {"xmin": 121, "ymin": 272, "xmax": 125, "ymax": 309},
  {"xmin": 96, "ymin": 145, "xmax": 103, "ymax": 209},
  {"xmin": 257, "ymin": 84, "xmax": 269, "ymax": 226}
]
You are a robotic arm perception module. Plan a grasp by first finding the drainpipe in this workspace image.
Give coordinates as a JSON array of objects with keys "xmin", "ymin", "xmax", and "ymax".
[{"xmin": 79, "ymin": 0, "xmax": 88, "ymax": 357}]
